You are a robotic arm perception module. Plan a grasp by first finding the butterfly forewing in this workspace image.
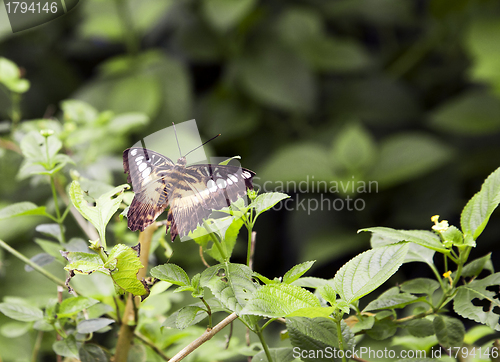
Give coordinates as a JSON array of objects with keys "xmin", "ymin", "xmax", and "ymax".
[{"xmin": 123, "ymin": 148, "xmax": 255, "ymax": 241}]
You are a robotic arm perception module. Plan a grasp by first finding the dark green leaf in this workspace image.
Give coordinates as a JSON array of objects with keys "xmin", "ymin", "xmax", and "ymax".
[
  {"xmin": 400, "ymin": 278, "xmax": 440, "ymax": 295},
  {"xmin": 433, "ymin": 315, "xmax": 465, "ymax": 348},
  {"xmin": 406, "ymin": 319, "xmax": 434, "ymax": 337},
  {"xmin": 77, "ymin": 318, "xmax": 115, "ymax": 334},
  {"xmin": 52, "ymin": 335, "xmax": 79, "ymax": 359},
  {"xmin": 459, "ymin": 253, "xmax": 494, "ymax": 278},
  {"xmin": 252, "ymin": 348, "xmax": 295, "ymax": 362},
  {"xmin": 79, "ymin": 344, "xmax": 108, "ymax": 362},
  {"xmin": 202, "ymin": 0, "xmax": 256, "ymax": 31},
  {"xmin": 366, "ymin": 318, "xmax": 397, "ymax": 340},
  {"xmin": 363, "ymin": 292, "xmax": 420, "ymax": 311}
]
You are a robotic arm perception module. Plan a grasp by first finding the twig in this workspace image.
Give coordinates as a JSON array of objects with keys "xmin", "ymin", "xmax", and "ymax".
[
  {"xmin": 31, "ymin": 330, "xmax": 43, "ymax": 362},
  {"xmin": 0, "ymin": 138, "xmax": 21, "ymax": 154},
  {"xmin": 199, "ymin": 245, "xmax": 210, "ymax": 268},
  {"xmin": 224, "ymin": 321, "xmax": 233, "ymax": 349},
  {"xmin": 352, "ymin": 355, "xmax": 371, "ymax": 362},
  {"xmin": 134, "ymin": 332, "xmax": 169, "ymax": 361},
  {"xmin": 246, "ymin": 327, "xmax": 251, "ymax": 362},
  {"xmin": 169, "ymin": 313, "xmax": 239, "ymax": 362}
]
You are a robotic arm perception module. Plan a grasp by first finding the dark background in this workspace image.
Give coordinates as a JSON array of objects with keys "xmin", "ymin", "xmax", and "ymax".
[{"xmin": 1, "ymin": 0, "xmax": 500, "ymax": 360}]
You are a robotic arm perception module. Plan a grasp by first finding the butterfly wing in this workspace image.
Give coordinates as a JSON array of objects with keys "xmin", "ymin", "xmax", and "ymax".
[
  {"xmin": 165, "ymin": 164, "xmax": 255, "ymax": 241},
  {"xmin": 123, "ymin": 148, "xmax": 175, "ymax": 231}
]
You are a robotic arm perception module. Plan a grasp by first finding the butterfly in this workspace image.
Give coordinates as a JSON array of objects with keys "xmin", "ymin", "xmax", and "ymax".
[{"xmin": 123, "ymin": 147, "xmax": 255, "ymax": 241}]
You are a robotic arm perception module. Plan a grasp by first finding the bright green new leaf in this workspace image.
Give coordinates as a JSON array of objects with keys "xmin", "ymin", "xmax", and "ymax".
[
  {"xmin": 69, "ymin": 181, "xmax": 128, "ymax": 248},
  {"xmin": 240, "ymin": 284, "xmax": 320, "ymax": 318},
  {"xmin": 333, "ymin": 242, "xmax": 409, "ymax": 304},
  {"xmin": 453, "ymin": 272, "xmax": 500, "ymax": 330},
  {"xmin": 249, "ymin": 192, "xmax": 290, "ymax": 217},
  {"xmin": 58, "ymin": 297, "xmax": 99, "ymax": 318},
  {"xmin": 106, "ymin": 244, "xmax": 147, "ymax": 296},
  {"xmin": 0, "ymin": 303, "xmax": 43, "ymax": 322},
  {"xmin": 0, "ymin": 202, "xmax": 49, "ymax": 221},
  {"xmin": 461, "ymin": 166, "xmax": 500, "ymax": 242},
  {"xmin": 433, "ymin": 315, "xmax": 465, "ymax": 348},
  {"xmin": 360, "ymin": 227, "xmax": 448, "ymax": 253},
  {"xmin": 286, "ymin": 306, "xmax": 336, "ymax": 318},
  {"xmin": 283, "ymin": 260, "xmax": 315, "ymax": 284},
  {"xmin": 150, "ymin": 264, "xmax": 190, "ymax": 286}
]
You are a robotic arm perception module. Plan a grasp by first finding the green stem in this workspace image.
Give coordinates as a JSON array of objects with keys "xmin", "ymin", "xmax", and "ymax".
[
  {"xmin": 428, "ymin": 263, "xmax": 446, "ymax": 293},
  {"xmin": 31, "ymin": 330, "xmax": 43, "ymax": 362},
  {"xmin": 50, "ymin": 176, "xmax": 66, "ymax": 244},
  {"xmin": 11, "ymin": 92, "xmax": 21, "ymax": 129},
  {"xmin": 203, "ymin": 220, "xmax": 227, "ymax": 261},
  {"xmin": 113, "ymin": 0, "xmax": 139, "ymax": 56},
  {"xmin": 246, "ymin": 224, "xmax": 253, "ymax": 267},
  {"xmin": 256, "ymin": 325, "xmax": 273, "ymax": 362},
  {"xmin": 261, "ymin": 318, "xmax": 276, "ymax": 331},
  {"xmin": 336, "ymin": 319, "xmax": 347, "ymax": 362},
  {"xmin": 0, "ymin": 239, "xmax": 68, "ymax": 289},
  {"xmin": 200, "ymin": 297, "xmax": 212, "ymax": 328}
]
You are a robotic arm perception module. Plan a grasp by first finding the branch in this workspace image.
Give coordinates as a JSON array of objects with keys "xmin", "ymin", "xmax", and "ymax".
[{"xmin": 169, "ymin": 313, "xmax": 239, "ymax": 362}]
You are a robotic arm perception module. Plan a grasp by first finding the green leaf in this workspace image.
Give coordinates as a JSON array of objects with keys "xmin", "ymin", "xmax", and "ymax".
[
  {"xmin": 461, "ymin": 166, "xmax": 500, "ymax": 242},
  {"xmin": 240, "ymin": 284, "xmax": 320, "ymax": 318},
  {"xmin": 61, "ymin": 100, "xmax": 99, "ymax": 123},
  {"xmin": 368, "ymin": 133, "xmax": 453, "ymax": 188},
  {"xmin": 0, "ymin": 322, "xmax": 30, "ymax": 338},
  {"xmin": 286, "ymin": 306, "xmax": 336, "ymax": 318},
  {"xmin": 106, "ymin": 244, "xmax": 147, "ymax": 296},
  {"xmin": 24, "ymin": 253, "xmax": 55, "ymax": 272},
  {"xmin": 79, "ymin": 344, "xmax": 108, "ymax": 362},
  {"xmin": 20, "ymin": 131, "xmax": 62, "ymax": 166},
  {"xmin": 406, "ymin": 319, "xmax": 434, "ymax": 338},
  {"xmin": 202, "ymin": 0, "xmax": 256, "ymax": 31},
  {"xmin": 363, "ymin": 292, "xmax": 420, "ymax": 311},
  {"xmin": 252, "ymin": 348, "xmax": 295, "ymax": 362},
  {"xmin": 290, "ymin": 277, "xmax": 329, "ymax": 289},
  {"xmin": 250, "ymin": 192, "xmax": 291, "ymax": 218},
  {"xmin": 366, "ymin": 318, "xmax": 397, "ymax": 340},
  {"xmin": 200, "ymin": 263, "xmax": 257, "ymax": 315},
  {"xmin": 348, "ymin": 315, "xmax": 375, "ymax": 334},
  {"xmin": 283, "ymin": 261, "xmax": 315, "ymax": 284},
  {"xmin": 0, "ymin": 202, "xmax": 49, "ymax": 220},
  {"xmin": 453, "ymin": 272, "xmax": 500, "ymax": 330},
  {"xmin": 333, "ymin": 242, "xmax": 409, "ymax": 304},
  {"xmin": 175, "ymin": 306, "xmax": 205, "ymax": 330},
  {"xmin": 150, "ymin": 264, "xmax": 190, "ymax": 286},
  {"xmin": 62, "ymin": 251, "xmax": 105, "ymax": 274},
  {"xmin": 69, "ymin": 181, "xmax": 128, "ymax": 248},
  {"xmin": 53, "ymin": 335, "xmax": 79, "ymax": 359},
  {"xmin": 360, "ymin": 227, "xmax": 448, "ymax": 253},
  {"xmin": 77, "ymin": 318, "xmax": 115, "ymax": 334},
  {"xmin": 331, "ymin": 122, "xmax": 377, "ymax": 172},
  {"xmin": 36, "ymin": 224, "xmax": 63, "ymax": 242},
  {"xmin": 0, "ymin": 57, "xmax": 30, "ymax": 93},
  {"xmin": 35, "ymin": 239, "xmax": 65, "ymax": 260},
  {"xmin": 433, "ymin": 315, "xmax": 465, "ymax": 348},
  {"xmin": 459, "ymin": 253, "xmax": 494, "ymax": 278},
  {"xmin": 238, "ymin": 44, "xmax": 317, "ymax": 113},
  {"xmin": 58, "ymin": 297, "xmax": 99, "ymax": 318},
  {"xmin": 400, "ymin": 278, "xmax": 440, "ymax": 295},
  {"xmin": 429, "ymin": 91, "xmax": 500, "ymax": 135},
  {"xmin": 108, "ymin": 112, "xmax": 149, "ymax": 134},
  {"xmin": 0, "ymin": 303, "xmax": 43, "ymax": 322},
  {"xmin": 318, "ymin": 284, "xmax": 337, "ymax": 305}
]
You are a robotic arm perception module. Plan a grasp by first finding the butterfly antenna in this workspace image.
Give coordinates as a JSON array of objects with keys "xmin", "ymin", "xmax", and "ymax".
[
  {"xmin": 172, "ymin": 122, "xmax": 182, "ymax": 157},
  {"xmin": 184, "ymin": 134, "xmax": 221, "ymax": 158}
]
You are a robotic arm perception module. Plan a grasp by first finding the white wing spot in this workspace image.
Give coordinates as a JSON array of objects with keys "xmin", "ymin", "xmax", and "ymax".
[
  {"xmin": 138, "ymin": 163, "xmax": 147, "ymax": 172},
  {"xmin": 207, "ymin": 180, "xmax": 218, "ymax": 193},
  {"xmin": 227, "ymin": 177, "xmax": 233, "ymax": 186},
  {"xmin": 142, "ymin": 167, "xmax": 151, "ymax": 178},
  {"xmin": 131, "ymin": 149, "xmax": 138, "ymax": 156},
  {"xmin": 229, "ymin": 174, "xmax": 238, "ymax": 183},
  {"xmin": 216, "ymin": 179, "xmax": 227, "ymax": 189},
  {"xmin": 242, "ymin": 171, "xmax": 251, "ymax": 179},
  {"xmin": 135, "ymin": 156, "xmax": 144, "ymax": 163}
]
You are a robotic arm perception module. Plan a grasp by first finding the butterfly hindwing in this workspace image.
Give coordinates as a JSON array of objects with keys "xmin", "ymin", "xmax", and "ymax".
[{"xmin": 124, "ymin": 147, "xmax": 255, "ymax": 241}]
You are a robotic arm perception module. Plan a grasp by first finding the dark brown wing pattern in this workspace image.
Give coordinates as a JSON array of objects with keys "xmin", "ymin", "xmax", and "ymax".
[{"xmin": 123, "ymin": 148, "xmax": 255, "ymax": 241}]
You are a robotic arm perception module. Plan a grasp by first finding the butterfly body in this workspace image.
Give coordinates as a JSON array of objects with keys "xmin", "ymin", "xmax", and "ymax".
[{"xmin": 123, "ymin": 147, "xmax": 255, "ymax": 241}]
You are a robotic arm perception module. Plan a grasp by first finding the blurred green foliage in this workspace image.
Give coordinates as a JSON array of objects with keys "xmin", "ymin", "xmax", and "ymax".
[{"xmin": 1, "ymin": 0, "xmax": 500, "ymax": 359}]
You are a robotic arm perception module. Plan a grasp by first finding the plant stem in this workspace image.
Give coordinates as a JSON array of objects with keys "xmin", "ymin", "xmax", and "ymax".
[
  {"xmin": 336, "ymin": 319, "xmax": 347, "ymax": 362},
  {"xmin": 203, "ymin": 220, "xmax": 227, "ymax": 261},
  {"xmin": 256, "ymin": 325, "xmax": 273, "ymax": 362},
  {"xmin": 134, "ymin": 332, "xmax": 169, "ymax": 361},
  {"xmin": 200, "ymin": 297, "xmax": 213, "ymax": 328},
  {"xmin": 11, "ymin": 92, "xmax": 21, "ymax": 129},
  {"xmin": 31, "ymin": 330, "xmax": 43, "ymax": 362},
  {"xmin": 50, "ymin": 176, "xmax": 66, "ymax": 244},
  {"xmin": 428, "ymin": 263, "xmax": 446, "ymax": 293},
  {"xmin": 113, "ymin": 0, "xmax": 139, "ymax": 56},
  {"xmin": 0, "ymin": 239, "xmax": 68, "ymax": 289},
  {"xmin": 169, "ymin": 313, "xmax": 238, "ymax": 362},
  {"xmin": 114, "ymin": 223, "xmax": 157, "ymax": 362}
]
